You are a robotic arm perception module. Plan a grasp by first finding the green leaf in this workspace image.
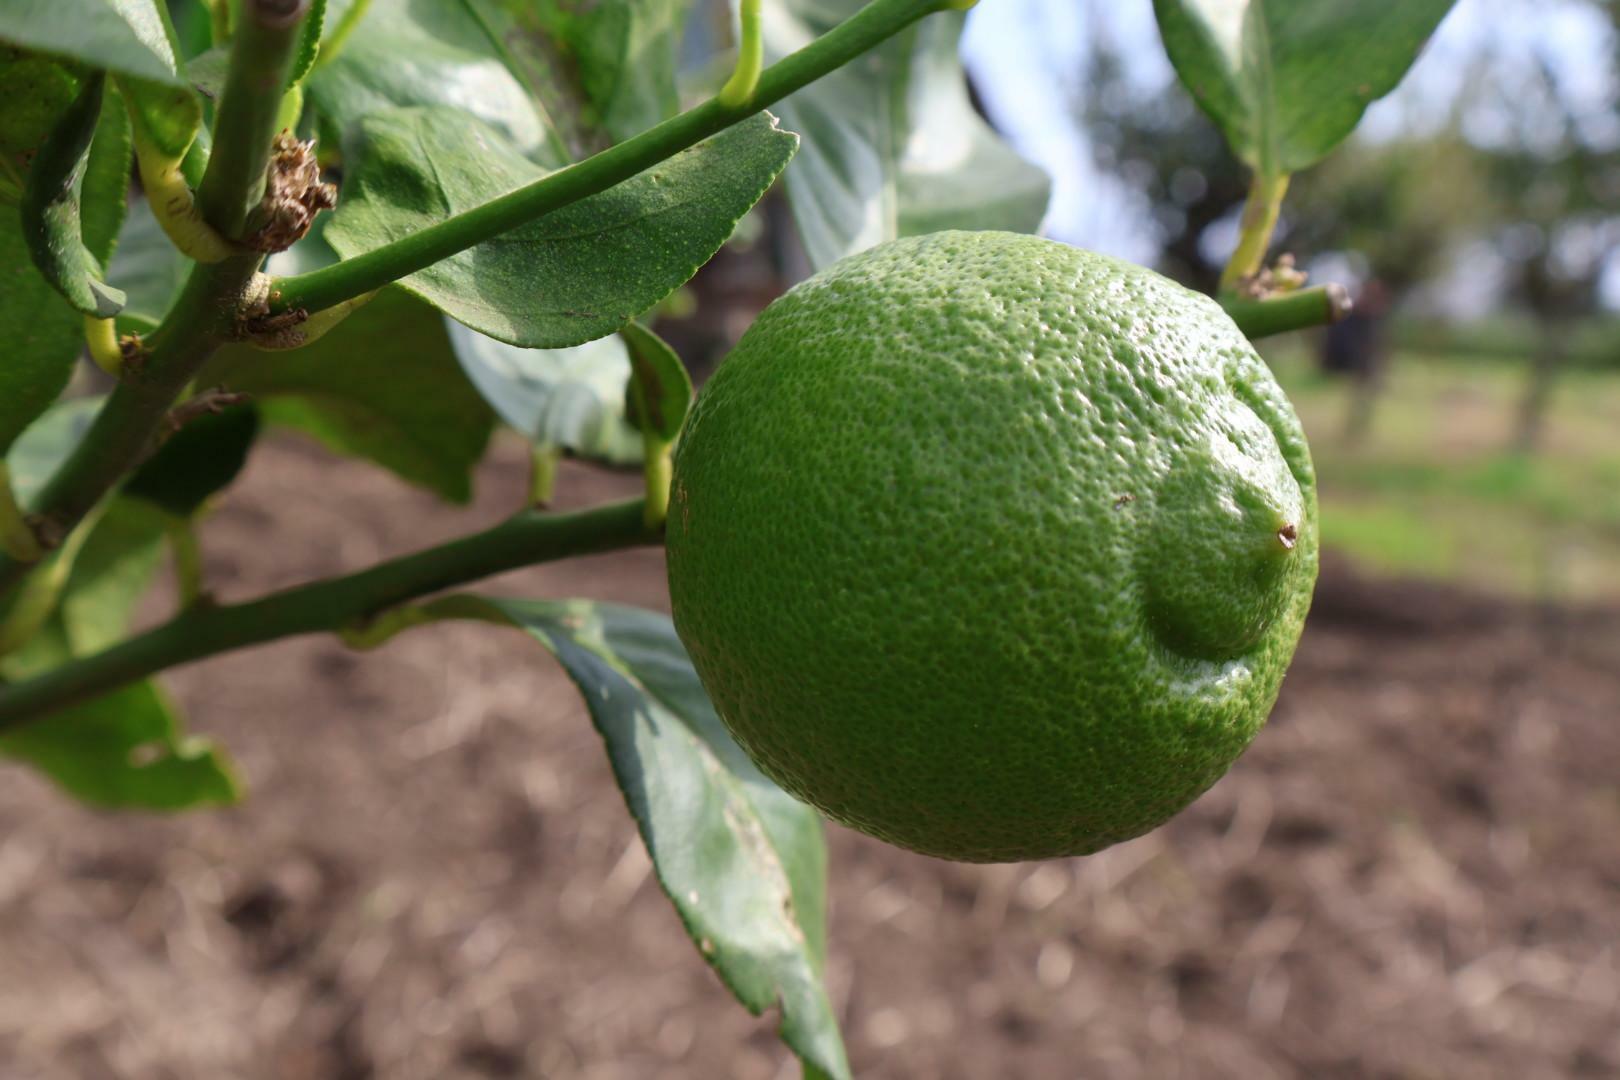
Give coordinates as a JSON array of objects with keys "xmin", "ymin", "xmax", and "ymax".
[
  {"xmin": 0, "ymin": 202, "xmax": 81, "ymax": 456},
  {"xmin": 5, "ymin": 396, "xmax": 101, "ymax": 503},
  {"xmin": 0, "ymin": 497, "xmax": 164, "ymax": 664},
  {"xmin": 0, "ymin": 676, "xmax": 238, "ymax": 810},
  {"xmin": 463, "ymin": 0, "xmax": 693, "ymax": 153},
  {"xmin": 117, "ymin": 74, "xmax": 201, "ymax": 164},
  {"xmin": 182, "ymin": 44, "xmax": 229, "ymax": 101},
  {"xmin": 479, "ymin": 598, "xmax": 848, "ymax": 1080},
  {"xmin": 325, "ymin": 106, "xmax": 797, "ymax": 347},
  {"xmin": 201, "ymin": 288, "xmax": 495, "ymax": 502},
  {"xmin": 124, "ymin": 404, "xmax": 260, "ymax": 517},
  {"xmin": 892, "ymin": 13, "xmax": 1054, "ymax": 239},
  {"xmin": 447, "ymin": 321, "xmax": 642, "ymax": 465},
  {"xmin": 763, "ymin": 4, "xmax": 1049, "ymax": 269},
  {"xmin": 0, "ymin": 495, "xmax": 238, "ymax": 811},
  {"xmin": 168, "ymin": 0, "xmax": 214, "ymax": 62},
  {"xmin": 290, "ymin": 0, "xmax": 328, "ymax": 86},
  {"xmin": 20, "ymin": 71, "xmax": 125, "ymax": 317},
  {"xmin": 620, "ymin": 320, "xmax": 691, "ymax": 442},
  {"xmin": 304, "ymin": 0, "xmax": 554, "ymax": 159},
  {"xmin": 1152, "ymin": 0, "xmax": 1456, "ymax": 176},
  {"xmin": 106, "ymin": 2, "xmax": 201, "ymax": 165},
  {"xmin": 0, "ymin": 51, "xmax": 107, "ymax": 452},
  {"xmin": 0, "ymin": 49, "xmax": 82, "ymax": 191},
  {"xmin": 82, "ymin": 77, "xmax": 132, "ymax": 264},
  {"xmin": 52, "ymin": 496, "xmax": 168, "ymax": 655},
  {"xmin": 1, "ymin": 2, "xmax": 201, "ymax": 166},
  {"xmin": 0, "ymin": 0, "xmax": 188, "ymax": 86},
  {"xmin": 106, "ymin": 195, "xmax": 188, "ymax": 329}
]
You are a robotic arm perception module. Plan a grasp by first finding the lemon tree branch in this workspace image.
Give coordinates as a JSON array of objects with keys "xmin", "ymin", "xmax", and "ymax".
[
  {"xmin": 0, "ymin": 499, "xmax": 657, "ymax": 728},
  {"xmin": 1223, "ymin": 284, "xmax": 1351, "ymax": 339},
  {"xmin": 0, "ymin": 0, "xmax": 313, "ymax": 598},
  {"xmin": 196, "ymin": 0, "xmax": 312, "ymax": 239},
  {"xmin": 0, "ymin": 0, "xmax": 955, "ymax": 604},
  {"xmin": 267, "ymin": 0, "xmax": 965, "ymax": 316}
]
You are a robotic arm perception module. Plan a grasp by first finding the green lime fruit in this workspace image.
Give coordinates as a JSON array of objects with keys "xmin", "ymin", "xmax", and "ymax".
[{"xmin": 666, "ymin": 231, "xmax": 1317, "ymax": 863}]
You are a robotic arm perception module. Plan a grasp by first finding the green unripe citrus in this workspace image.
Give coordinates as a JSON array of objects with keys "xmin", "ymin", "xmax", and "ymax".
[{"xmin": 666, "ymin": 231, "xmax": 1317, "ymax": 863}]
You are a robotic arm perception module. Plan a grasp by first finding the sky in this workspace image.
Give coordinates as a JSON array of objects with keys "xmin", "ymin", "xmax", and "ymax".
[{"xmin": 958, "ymin": 0, "xmax": 1620, "ymax": 309}]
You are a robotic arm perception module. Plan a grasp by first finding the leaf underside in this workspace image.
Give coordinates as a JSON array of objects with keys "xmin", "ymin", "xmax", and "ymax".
[
  {"xmin": 478, "ymin": 598, "xmax": 850, "ymax": 1080},
  {"xmin": 1152, "ymin": 0, "xmax": 1457, "ymax": 176},
  {"xmin": 202, "ymin": 287, "xmax": 495, "ymax": 503},
  {"xmin": 764, "ymin": 2, "xmax": 1050, "ymax": 269},
  {"xmin": 446, "ymin": 321, "xmax": 644, "ymax": 464}
]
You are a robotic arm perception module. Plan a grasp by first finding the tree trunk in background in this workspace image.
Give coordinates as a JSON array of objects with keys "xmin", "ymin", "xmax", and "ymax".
[
  {"xmin": 1514, "ymin": 320, "xmax": 1567, "ymax": 455},
  {"xmin": 1343, "ymin": 366, "xmax": 1384, "ymax": 447},
  {"xmin": 1321, "ymin": 281, "xmax": 1392, "ymax": 447}
]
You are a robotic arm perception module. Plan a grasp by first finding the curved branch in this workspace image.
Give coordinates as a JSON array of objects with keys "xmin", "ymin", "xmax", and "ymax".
[
  {"xmin": 0, "ymin": 498, "xmax": 657, "ymax": 729},
  {"xmin": 718, "ymin": 0, "xmax": 765, "ymax": 108}
]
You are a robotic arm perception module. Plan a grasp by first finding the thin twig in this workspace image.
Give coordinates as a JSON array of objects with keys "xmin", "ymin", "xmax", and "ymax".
[
  {"xmin": 268, "ymin": 0, "xmax": 961, "ymax": 317},
  {"xmin": 0, "ymin": 499, "xmax": 657, "ymax": 728}
]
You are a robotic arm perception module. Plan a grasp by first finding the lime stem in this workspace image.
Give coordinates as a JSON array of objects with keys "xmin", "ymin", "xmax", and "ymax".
[
  {"xmin": 1221, "ymin": 284, "xmax": 1350, "ymax": 340},
  {"xmin": 1219, "ymin": 171, "xmax": 1290, "ymax": 293},
  {"xmin": 719, "ymin": 0, "xmax": 765, "ymax": 107},
  {"xmin": 85, "ymin": 316, "xmax": 123, "ymax": 377},
  {"xmin": 196, "ymin": 0, "xmax": 312, "ymax": 241}
]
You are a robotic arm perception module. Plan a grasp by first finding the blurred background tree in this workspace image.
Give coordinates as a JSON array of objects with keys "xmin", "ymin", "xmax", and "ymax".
[
  {"xmin": 1061, "ymin": 0, "xmax": 1617, "ymax": 454},
  {"xmin": 955, "ymin": 0, "xmax": 1620, "ymax": 600},
  {"xmin": 675, "ymin": 0, "xmax": 1618, "ymax": 601}
]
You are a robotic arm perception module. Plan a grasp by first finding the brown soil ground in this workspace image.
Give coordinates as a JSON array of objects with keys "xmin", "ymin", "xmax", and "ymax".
[{"xmin": 1, "ymin": 436, "xmax": 1617, "ymax": 1080}]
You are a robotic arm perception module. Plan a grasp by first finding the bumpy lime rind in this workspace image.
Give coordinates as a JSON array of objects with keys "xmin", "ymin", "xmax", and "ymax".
[{"xmin": 667, "ymin": 231, "xmax": 1317, "ymax": 862}]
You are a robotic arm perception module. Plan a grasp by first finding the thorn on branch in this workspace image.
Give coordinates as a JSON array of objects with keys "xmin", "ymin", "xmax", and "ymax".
[{"xmin": 162, "ymin": 389, "xmax": 253, "ymax": 440}]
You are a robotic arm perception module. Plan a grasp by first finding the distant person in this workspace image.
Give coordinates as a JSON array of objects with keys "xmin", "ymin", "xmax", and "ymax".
[{"xmin": 1320, "ymin": 279, "xmax": 1393, "ymax": 443}]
